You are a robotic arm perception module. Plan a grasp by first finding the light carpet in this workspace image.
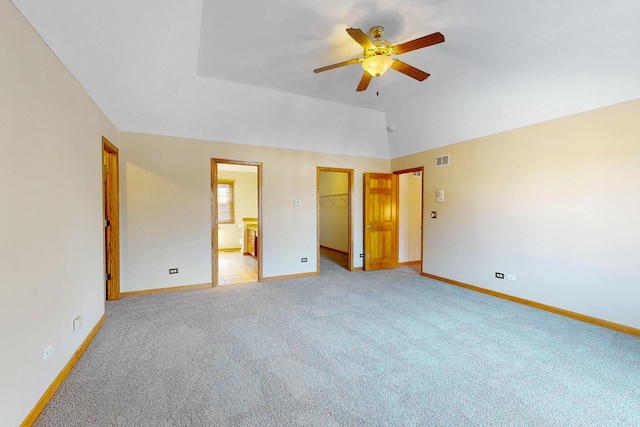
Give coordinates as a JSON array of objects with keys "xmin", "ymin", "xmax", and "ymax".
[{"xmin": 34, "ymin": 254, "xmax": 640, "ymax": 426}]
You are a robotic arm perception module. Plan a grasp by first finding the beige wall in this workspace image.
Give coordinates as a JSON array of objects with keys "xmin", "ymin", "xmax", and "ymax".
[
  {"xmin": 392, "ymin": 98, "xmax": 640, "ymax": 329},
  {"xmin": 0, "ymin": 2, "xmax": 119, "ymax": 425},
  {"xmin": 119, "ymin": 132, "xmax": 389, "ymax": 290}
]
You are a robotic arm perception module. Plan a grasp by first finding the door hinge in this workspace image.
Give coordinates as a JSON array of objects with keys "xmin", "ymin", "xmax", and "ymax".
[
  {"xmin": 106, "ymin": 273, "xmax": 111, "ymax": 281},
  {"xmin": 104, "ymin": 219, "xmax": 110, "ymax": 227}
]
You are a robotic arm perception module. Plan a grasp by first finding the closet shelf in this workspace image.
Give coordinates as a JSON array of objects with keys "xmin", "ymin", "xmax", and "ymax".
[{"xmin": 319, "ymin": 193, "xmax": 348, "ymax": 208}]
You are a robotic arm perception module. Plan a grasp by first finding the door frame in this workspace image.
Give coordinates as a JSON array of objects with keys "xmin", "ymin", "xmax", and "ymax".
[
  {"xmin": 316, "ymin": 167, "xmax": 354, "ymax": 272},
  {"xmin": 102, "ymin": 137, "xmax": 120, "ymax": 300},
  {"xmin": 211, "ymin": 158, "xmax": 263, "ymax": 286},
  {"xmin": 393, "ymin": 166, "xmax": 425, "ymax": 273}
]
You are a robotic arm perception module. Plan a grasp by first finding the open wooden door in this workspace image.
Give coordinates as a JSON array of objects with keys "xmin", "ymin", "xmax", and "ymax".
[
  {"xmin": 363, "ymin": 173, "xmax": 398, "ymax": 270},
  {"xmin": 102, "ymin": 137, "xmax": 120, "ymax": 300}
]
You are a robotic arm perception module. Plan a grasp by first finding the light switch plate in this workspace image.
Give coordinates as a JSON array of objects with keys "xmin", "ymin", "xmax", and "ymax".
[{"xmin": 73, "ymin": 316, "xmax": 82, "ymax": 331}]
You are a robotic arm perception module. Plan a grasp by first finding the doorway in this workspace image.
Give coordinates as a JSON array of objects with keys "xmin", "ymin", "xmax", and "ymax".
[
  {"xmin": 102, "ymin": 137, "xmax": 120, "ymax": 300},
  {"xmin": 211, "ymin": 159, "xmax": 262, "ymax": 286},
  {"xmin": 395, "ymin": 167, "xmax": 424, "ymax": 273},
  {"xmin": 317, "ymin": 167, "xmax": 353, "ymax": 272}
]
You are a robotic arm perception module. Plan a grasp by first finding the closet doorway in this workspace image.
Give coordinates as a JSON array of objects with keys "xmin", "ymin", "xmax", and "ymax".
[
  {"xmin": 317, "ymin": 167, "xmax": 354, "ymax": 272},
  {"xmin": 211, "ymin": 159, "xmax": 263, "ymax": 286}
]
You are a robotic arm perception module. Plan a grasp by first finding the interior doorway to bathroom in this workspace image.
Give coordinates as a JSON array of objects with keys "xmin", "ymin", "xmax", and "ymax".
[
  {"xmin": 211, "ymin": 159, "xmax": 262, "ymax": 286},
  {"xmin": 317, "ymin": 167, "xmax": 353, "ymax": 273}
]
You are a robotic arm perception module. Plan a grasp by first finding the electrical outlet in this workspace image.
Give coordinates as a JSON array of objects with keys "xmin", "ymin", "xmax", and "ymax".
[
  {"xmin": 431, "ymin": 211, "xmax": 437, "ymax": 219},
  {"xmin": 43, "ymin": 344, "xmax": 53, "ymax": 361},
  {"xmin": 507, "ymin": 274, "xmax": 516, "ymax": 281},
  {"xmin": 301, "ymin": 258, "xmax": 307, "ymax": 262},
  {"xmin": 495, "ymin": 272, "xmax": 504, "ymax": 279},
  {"xmin": 169, "ymin": 268, "xmax": 178, "ymax": 274}
]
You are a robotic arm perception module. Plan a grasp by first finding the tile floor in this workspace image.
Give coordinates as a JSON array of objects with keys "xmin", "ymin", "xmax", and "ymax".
[{"xmin": 218, "ymin": 250, "xmax": 258, "ymax": 285}]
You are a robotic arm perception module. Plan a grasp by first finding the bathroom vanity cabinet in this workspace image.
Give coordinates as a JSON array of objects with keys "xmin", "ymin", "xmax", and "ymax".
[{"xmin": 246, "ymin": 227, "xmax": 258, "ymax": 258}]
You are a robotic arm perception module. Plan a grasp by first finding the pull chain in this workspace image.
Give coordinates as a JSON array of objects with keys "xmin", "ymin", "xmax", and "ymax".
[{"xmin": 376, "ymin": 76, "xmax": 380, "ymax": 96}]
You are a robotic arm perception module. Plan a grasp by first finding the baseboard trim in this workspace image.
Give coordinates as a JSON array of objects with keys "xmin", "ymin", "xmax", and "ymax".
[
  {"xmin": 21, "ymin": 313, "xmax": 106, "ymax": 427},
  {"xmin": 262, "ymin": 272, "xmax": 319, "ymax": 282},
  {"xmin": 399, "ymin": 261, "xmax": 421, "ymax": 266},
  {"xmin": 422, "ymin": 273, "xmax": 640, "ymax": 338},
  {"xmin": 320, "ymin": 245, "xmax": 348, "ymax": 255},
  {"xmin": 121, "ymin": 283, "xmax": 212, "ymax": 298}
]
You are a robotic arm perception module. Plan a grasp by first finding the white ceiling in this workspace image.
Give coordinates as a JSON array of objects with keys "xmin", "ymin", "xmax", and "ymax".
[{"xmin": 11, "ymin": 0, "xmax": 640, "ymax": 158}]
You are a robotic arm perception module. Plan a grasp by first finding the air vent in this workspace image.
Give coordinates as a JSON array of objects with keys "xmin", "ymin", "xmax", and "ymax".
[
  {"xmin": 412, "ymin": 171, "xmax": 422, "ymax": 177},
  {"xmin": 435, "ymin": 154, "xmax": 450, "ymax": 167}
]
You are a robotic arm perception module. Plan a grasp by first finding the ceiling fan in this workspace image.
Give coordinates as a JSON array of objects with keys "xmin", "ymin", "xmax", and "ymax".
[{"xmin": 314, "ymin": 26, "xmax": 445, "ymax": 93}]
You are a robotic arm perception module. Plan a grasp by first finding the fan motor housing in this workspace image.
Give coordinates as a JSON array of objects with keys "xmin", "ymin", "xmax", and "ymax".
[
  {"xmin": 365, "ymin": 40, "xmax": 394, "ymax": 58},
  {"xmin": 365, "ymin": 26, "xmax": 394, "ymax": 58}
]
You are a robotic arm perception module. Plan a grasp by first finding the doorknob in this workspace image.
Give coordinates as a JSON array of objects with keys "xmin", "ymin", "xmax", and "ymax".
[{"xmin": 366, "ymin": 225, "xmax": 371, "ymax": 229}]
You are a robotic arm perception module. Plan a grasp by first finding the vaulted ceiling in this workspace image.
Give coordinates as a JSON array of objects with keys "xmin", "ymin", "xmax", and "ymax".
[{"xmin": 12, "ymin": 0, "xmax": 640, "ymax": 158}]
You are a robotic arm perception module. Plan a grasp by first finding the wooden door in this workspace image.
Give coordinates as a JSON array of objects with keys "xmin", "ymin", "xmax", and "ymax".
[
  {"xmin": 363, "ymin": 173, "xmax": 398, "ymax": 270},
  {"xmin": 103, "ymin": 137, "xmax": 120, "ymax": 300}
]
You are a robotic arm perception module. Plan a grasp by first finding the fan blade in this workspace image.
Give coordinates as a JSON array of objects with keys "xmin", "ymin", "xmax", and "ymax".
[
  {"xmin": 393, "ymin": 32, "xmax": 445, "ymax": 55},
  {"xmin": 391, "ymin": 60, "xmax": 430, "ymax": 81},
  {"xmin": 314, "ymin": 58, "xmax": 362, "ymax": 73},
  {"xmin": 356, "ymin": 72, "xmax": 373, "ymax": 92},
  {"xmin": 346, "ymin": 28, "xmax": 375, "ymax": 49}
]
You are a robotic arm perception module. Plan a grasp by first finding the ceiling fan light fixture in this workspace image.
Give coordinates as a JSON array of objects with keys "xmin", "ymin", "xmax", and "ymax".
[
  {"xmin": 362, "ymin": 55, "xmax": 393, "ymax": 77},
  {"xmin": 314, "ymin": 27, "xmax": 444, "ymax": 92}
]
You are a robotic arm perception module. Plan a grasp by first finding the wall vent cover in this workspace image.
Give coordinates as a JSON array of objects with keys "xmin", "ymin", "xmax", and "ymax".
[
  {"xmin": 412, "ymin": 171, "xmax": 422, "ymax": 177},
  {"xmin": 436, "ymin": 154, "xmax": 450, "ymax": 167}
]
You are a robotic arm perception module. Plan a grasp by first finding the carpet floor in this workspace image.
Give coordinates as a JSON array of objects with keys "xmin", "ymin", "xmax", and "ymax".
[{"xmin": 34, "ymin": 254, "xmax": 640, "ymax": 426}]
